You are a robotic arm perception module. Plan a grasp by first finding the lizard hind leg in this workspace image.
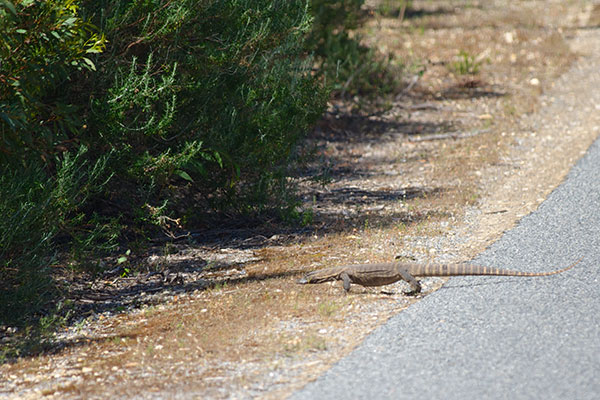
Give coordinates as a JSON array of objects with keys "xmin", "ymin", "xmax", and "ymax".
[{"xmin": 397, "ymin": 268, "xmax": 422, "ymax": 295}]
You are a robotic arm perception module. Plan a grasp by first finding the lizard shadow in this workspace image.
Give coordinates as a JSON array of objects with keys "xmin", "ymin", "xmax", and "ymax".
[
  {"xmin": 439, "ymin": 278, "xmax": 530, "ymax": 291},
  {"xmin": 375, "ymin": 278, "xmax": 532, "ymax": 298}
]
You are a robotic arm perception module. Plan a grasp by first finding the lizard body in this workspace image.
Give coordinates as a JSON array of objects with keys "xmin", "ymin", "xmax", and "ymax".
[{"xmin": 297, "ymin": 259, "xmax": 581, "ymax": 294}]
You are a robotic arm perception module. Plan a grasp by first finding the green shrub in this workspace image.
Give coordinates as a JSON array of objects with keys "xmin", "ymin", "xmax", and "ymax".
[
  {"xmin": 0, "ymin": 164, "xmax": 57, "ymax": 326},
  {"xmin": 0, "ymin": 0, "xmax": 106, "ymax": 162},
  {"xmin": 78, "ymin": 0, "xmax": 327, "ymax": 219},
  {"xmin": 308, "ymin": 0, "xmax": 401, "ymax": 97},
  {"xmin": 1, "ymin": 2, "xmax": 327, "ymax": 307},
  {"xmin": 0, "ymin": 1, "xmax": 112, "ymax": 327},
  {"xmin": 0, "ymin": 146, "xmax": 114, "ymax": 327}
]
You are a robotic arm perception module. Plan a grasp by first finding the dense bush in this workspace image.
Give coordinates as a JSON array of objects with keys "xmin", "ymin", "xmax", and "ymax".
[
  {"xmin": 0, "ymin": 0, "xmax": 106, "ymax": 162},
  {"xmin": 0, "ymin": 0, "xmax": 328, "ymax": 327},
  {"xmin": 0, "ymin": 0, "xmax": 112, "ymax": 327},
  {"xmin": 82, "ymin": 0, "xmax": 328, "ymax": 217},
  {"xmin": 0, "ymin": 146, "xmax": 114, "ymax": 327},
  {"xmin": 308, "ymin": 0, "xmax": 401, "ymax": 97}
]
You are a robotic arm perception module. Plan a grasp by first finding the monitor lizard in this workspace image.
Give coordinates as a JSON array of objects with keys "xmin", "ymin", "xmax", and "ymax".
[{"xmin": 297, "ymin": 258, "xmax": 582, "ymax": 294}]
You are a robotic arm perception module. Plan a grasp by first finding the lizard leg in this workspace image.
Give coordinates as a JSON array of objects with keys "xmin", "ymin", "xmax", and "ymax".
[
  {"xmin": 397, "ymin": 268, "xmax": 422, "ymax": 295},
  {"xmin": 340, "ymin": 272, "xmax": 351, "ymax": 292}
]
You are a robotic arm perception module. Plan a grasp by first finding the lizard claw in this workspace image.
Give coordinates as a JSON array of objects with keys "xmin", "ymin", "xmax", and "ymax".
[{"xmin": 403, "ymin": 286, "xmax": 422, "ymax": 296}]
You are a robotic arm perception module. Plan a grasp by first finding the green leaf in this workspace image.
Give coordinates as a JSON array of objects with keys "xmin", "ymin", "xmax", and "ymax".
[
  {"xmin": 175, "ymin": 169, "xmax": 194, "ymax": 182},
  {"xmin": 0, "ymin": 111, "xmax": 17, "ymax": 129},
  {"xmin": 15, "ymin": 29, "xmax": 27, "ymax": 34},
  {"xmin": 213, "ymin": 151, "xmax": 223, "ymax": 168},
  {"xmin": 82, "ymin": 57, "xmax": 96, "ymax": 71},
  {"xmin": 0, "ymin": 0, "xmax": 17, "ymax": 17},
  {"xmin": 86, "ymin": 34, "xmax": 107, "ymax": 54},
  {"xmin": 117, "ymin": 256, "xmax": 127, "ymax": 264},
  {"xmin": 63, "ymin": 17, "xmax": 78, "ymax": 27}
]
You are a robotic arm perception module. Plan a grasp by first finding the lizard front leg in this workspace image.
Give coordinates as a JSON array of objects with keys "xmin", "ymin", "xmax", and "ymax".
[
  {"xmin": 396, "ymin": 267, "xmax": 422, "ymax": 295},
  {"xmin": 340, "ymin": 272, "xmax": 351, "ymax": 292}
]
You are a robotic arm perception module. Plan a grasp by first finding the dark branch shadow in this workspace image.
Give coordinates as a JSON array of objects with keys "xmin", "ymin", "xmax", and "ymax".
[
  {"xmin": 311, "ymin": 115, "xmax": 459, "ymax": 144},
  {"xmin": 310, "ymin": 186, "xmax": 441, "ymax": 204},
  {"xmin": 367, "ymin": 4, "xmax": 458, "ymax": 20},
  {"xmin": 441, "ymin": 86, "xmax": 507, "ymax": 100}
]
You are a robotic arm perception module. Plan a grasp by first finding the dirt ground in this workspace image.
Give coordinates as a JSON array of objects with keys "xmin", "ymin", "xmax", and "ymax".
[{"xmin": 2, "ymin": 1, "xmax": 600, "ymax": 399}]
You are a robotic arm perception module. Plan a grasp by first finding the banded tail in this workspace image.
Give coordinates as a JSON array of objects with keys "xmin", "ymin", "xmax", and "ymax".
[{"xmin": 407, "ymin": 257, "xmax": 583, "ymax": 277}]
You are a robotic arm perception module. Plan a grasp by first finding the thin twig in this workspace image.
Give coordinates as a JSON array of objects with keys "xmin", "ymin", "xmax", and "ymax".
[{"xmin": 395, "ymin": 102, "xmax": 443, "ymax": 111}]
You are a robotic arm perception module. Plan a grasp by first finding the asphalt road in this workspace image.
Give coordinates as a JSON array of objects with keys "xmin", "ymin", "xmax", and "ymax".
[{"xmin": 292, "ymin": 52, "xmax": 600, "ymax": 400}]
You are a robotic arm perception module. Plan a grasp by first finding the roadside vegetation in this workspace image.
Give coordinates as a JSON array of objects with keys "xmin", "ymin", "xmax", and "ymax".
[{"xmin": 0, "ymin": 0, "xmax": 400, "ymax": 358}]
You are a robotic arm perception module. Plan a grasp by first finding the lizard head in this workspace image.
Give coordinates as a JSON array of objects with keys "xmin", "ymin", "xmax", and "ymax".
[{"xmin": 297, "ymin": 269, "xmax": 336, "ymax": 284}]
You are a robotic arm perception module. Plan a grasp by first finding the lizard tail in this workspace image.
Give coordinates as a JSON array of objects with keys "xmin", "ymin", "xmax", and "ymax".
[{"xmin": 414, "ymin": 257, "xmax": 583, "ymax": 277}]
